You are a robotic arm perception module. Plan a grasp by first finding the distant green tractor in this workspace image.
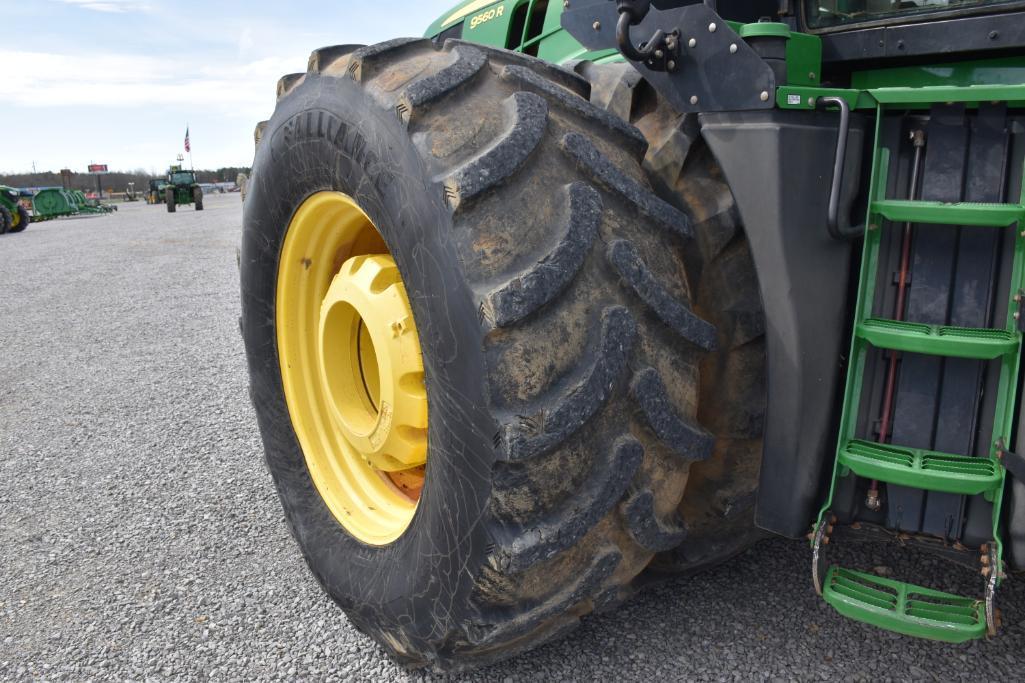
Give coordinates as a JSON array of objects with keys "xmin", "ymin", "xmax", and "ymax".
[
  {"xmin": 164, "ymin": 166, "xmax": 203, "ymax": 213},
  {"xmin": 147, "ymin": 179, "xmax": 164, "ymax": 205},
  {"xmin": 0, "ymin": 185, "xmax": 30, "ymax": 234}
]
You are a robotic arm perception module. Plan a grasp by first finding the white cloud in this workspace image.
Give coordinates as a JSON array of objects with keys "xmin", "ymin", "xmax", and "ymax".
[
  {"xmin": 0, "ymin": 49, "xmax": 296, "ymax": 116},
  {"xmin": 57, "ymin": 0, "xmax": 152, "ymax": 12},
  {"xmin": 238, "ymin": 26, "xmax": 255, "ymax": 56}
]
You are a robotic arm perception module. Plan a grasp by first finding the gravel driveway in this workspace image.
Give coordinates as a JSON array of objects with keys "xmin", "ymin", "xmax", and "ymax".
[{"xmin": 1, "ymin": 195, "xmax": 1022, "ymax": 680}]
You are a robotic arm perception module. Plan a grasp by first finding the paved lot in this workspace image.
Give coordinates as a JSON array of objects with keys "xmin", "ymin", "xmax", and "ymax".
[{"xmin": 1, "ymin": 195, "xmax": 1022, "ymax": 680}]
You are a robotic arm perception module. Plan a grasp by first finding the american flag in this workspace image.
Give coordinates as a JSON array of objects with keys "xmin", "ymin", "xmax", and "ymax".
[{"xmin": 184, "ymin": 127, "xmax": 191, "ymax": 153}]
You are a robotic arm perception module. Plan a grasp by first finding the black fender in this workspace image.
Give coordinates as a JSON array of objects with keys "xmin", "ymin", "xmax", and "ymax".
[{"xmin": 700, "ymin": 109, "xmax": 866, "ymax": 538}]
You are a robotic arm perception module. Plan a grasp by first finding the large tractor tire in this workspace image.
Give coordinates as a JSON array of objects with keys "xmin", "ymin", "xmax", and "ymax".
[
  {"xmin": 193, "ymin": 187, "xmax": 204, "ymax": 211},
  {"xmin": 574, "ymin": 62, "xmax": 768, "ymax": 572},
  {"xmin": 9, "ymin": 204, "xmax": 30, "ymax": 233},
  {"xmin": 241, "ymin": 39, "xmax": 764, "ymax": 671},
  {"xmin": 0, "ymin": 206, "xmax": 10, "ymax": 235},
  {"xmin": 166, "ymin": 189, "xmax": 176, "ymax": 213}
]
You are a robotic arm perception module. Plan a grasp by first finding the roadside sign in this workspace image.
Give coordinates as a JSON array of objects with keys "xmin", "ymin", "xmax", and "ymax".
[{"xmin": 87, "ymin": 164, "xmax": 109, "ymax": 198}]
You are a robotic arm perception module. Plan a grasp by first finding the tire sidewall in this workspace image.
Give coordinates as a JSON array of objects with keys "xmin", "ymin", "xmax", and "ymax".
[
  {"xmin": 11, "ymin": 205, "xmax": 30, "ymax": 232},
  {"xmin": 241, "ymin": 74, "xmax": 494, "ymax": 654}
]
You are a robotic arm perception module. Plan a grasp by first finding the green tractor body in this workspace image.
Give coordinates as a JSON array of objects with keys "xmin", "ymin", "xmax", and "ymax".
[
  {"xmin": 0, "ymin": 185, "xmax": 30, "ymax": 234},
  {"xmin": 424, "ymin": 0, "xmax": 616, "ymax": 63},
  {"xmin": 147, "ymin": 178, "xmax": 165, "ymax": 205},
  {"xmin": 162, "ymin": 165, "xmax": 203, "ymax": 212},
  {"xmin": 240, "ymin": 0, "xmax": 1025, "ymax": 669}
]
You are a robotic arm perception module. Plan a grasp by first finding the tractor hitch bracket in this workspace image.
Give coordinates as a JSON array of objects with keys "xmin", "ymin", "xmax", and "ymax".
[{"xmin": 563, "ymin": 0, "xmax": 776, "ymax": 113}]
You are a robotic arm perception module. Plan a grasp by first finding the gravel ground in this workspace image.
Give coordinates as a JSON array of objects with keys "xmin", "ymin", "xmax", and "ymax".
[{"xmin": 1, "ymin": 194, "xmax": 1022, "ymax": 681}]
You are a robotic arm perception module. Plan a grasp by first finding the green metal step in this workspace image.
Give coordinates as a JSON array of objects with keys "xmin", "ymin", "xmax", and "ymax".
[
  {"xmin": 869, "ymin": 83, "xmax": 1025, "ymax": 107},
  {"xmin": 822, "ymin": 566, "xmax": 986, "ymax": 643},
  {"xmin": 839, "ymin": 439, "xmax": 1001, "ymax": 495},
  {"xmin": 857, "ymin": 318, "xmax": 1019, "ymax": 360},
  {"xmin": 871, "ymin": 199, "xmax": 1025, "ymax": 227}
]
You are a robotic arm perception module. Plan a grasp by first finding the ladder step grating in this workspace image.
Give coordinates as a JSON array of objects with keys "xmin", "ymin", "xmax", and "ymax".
[
  {"xmin": 823, "ymin": 567, "xmax": 986, "ymax": 642},
  {"xmin": 872, "ymin": 199, "xmax": 1025, "ymax": 227},
  {"xmin": 858, "ymin": 318, "xmax": 1019, "ymax": 359},
  {"xmin": 839, "ymin": 440, "xmax": 1000, "ymax": 495},
  {"xmin": 832, "ymin": 574, "xmax": 898, "ymax": 609}
]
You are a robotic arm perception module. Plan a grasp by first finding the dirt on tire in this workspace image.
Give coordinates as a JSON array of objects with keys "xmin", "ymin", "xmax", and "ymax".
[
  {"xmin": 574, "ymin": 61, "xmax": 768, "ymax": 572},
  {"xmin": 242, "ymin": 39, "xmax": 765, "ymax": 671}
]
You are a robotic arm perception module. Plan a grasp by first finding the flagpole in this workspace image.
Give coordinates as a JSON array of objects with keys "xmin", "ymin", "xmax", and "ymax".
[{"xmin": 187, "ymin": 122, "xmax": 194, "ymax": 172}]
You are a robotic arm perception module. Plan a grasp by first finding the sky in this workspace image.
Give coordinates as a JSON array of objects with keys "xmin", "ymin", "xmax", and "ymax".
[{"xmin": 0, "ymin": 0, "xmax": 458, "ymax": 174}]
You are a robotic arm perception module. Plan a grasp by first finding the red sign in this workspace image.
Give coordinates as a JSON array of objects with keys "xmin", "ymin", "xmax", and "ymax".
[{"xmin": 88, "ymin": 164, "xmax": 108, "ymax": 173}]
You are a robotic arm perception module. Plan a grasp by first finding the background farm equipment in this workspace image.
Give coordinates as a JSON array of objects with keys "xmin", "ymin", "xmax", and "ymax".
[
  {"xmin": 30, "ymin": 188, "xmax": 77, "ymax": 222},
  {"xmin": 70, "ymin": 190, "xmax": 116, "ymax": 214},
  {"xmin": 0, "ymin": 185, "xmax": 30, "ymax": 234},
  {"xmin": 30, "ymin": 187, "xmax": 116, "ymax": 221}
]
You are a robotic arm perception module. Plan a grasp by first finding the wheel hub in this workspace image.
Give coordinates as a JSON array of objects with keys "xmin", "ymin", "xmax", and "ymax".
[
  {"xmin": 318, "ymin": 254, "xmax": 427, "ymax": 472},
  {"xmin": 276, "ymin": 192, "xmax": 428, "ymax": 545}
]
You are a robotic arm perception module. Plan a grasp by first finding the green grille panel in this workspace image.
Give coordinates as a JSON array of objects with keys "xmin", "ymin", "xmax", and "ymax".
[
  {"xmin": 822, "ymin": 567, "xmax": 986, "ymax": 643},
  {"xmin": 839, "ymin": 440, "xmax": 1000, "ymax": 495},
  {"xmin": 858, "ymin": 318, "xmax": 1019, "ymax": 359}
]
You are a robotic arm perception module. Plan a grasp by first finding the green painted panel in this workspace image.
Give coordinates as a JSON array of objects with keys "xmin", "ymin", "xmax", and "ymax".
[
  {"xmin": 459, "ymin": 0, "xmax": 521, "ymax": 49},
  {"xmin": 775, "ymin": 86, "xmax": 875, "ymax": 110},
  {"xmin": 852, "ymin": 57, "xmax": 1025, "ymax": 91},
  {"xmin": 425, "ymin": 0, "xmax": 508, "ymax": 37},
  {"xmin": 870, "ymin": 83, "xmax": 1025, "ymax": 106},
  {"xmin": 785, "ymin": 32, "xmax": 822, "ymax": 87}
]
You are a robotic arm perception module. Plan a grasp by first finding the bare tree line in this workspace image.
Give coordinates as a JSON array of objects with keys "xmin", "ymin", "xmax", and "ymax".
[{"xmin": 0, "ymin": 167, "xmax": 251, "ymax": 191}]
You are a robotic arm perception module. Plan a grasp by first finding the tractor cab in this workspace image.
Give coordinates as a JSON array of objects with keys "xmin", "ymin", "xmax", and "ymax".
[
  {"xmin": 162, "ymin": 164, "xmax": 203, "ymax": 213},
  {"xmin": 168, "ymin": 166, "xmax": 197, "ymax": 186}
]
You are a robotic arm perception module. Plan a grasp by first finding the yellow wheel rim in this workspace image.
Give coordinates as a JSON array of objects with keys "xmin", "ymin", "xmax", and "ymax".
[{"xmin": 276, "ymin": 192, "xmax": 428, "ymax": 545}]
